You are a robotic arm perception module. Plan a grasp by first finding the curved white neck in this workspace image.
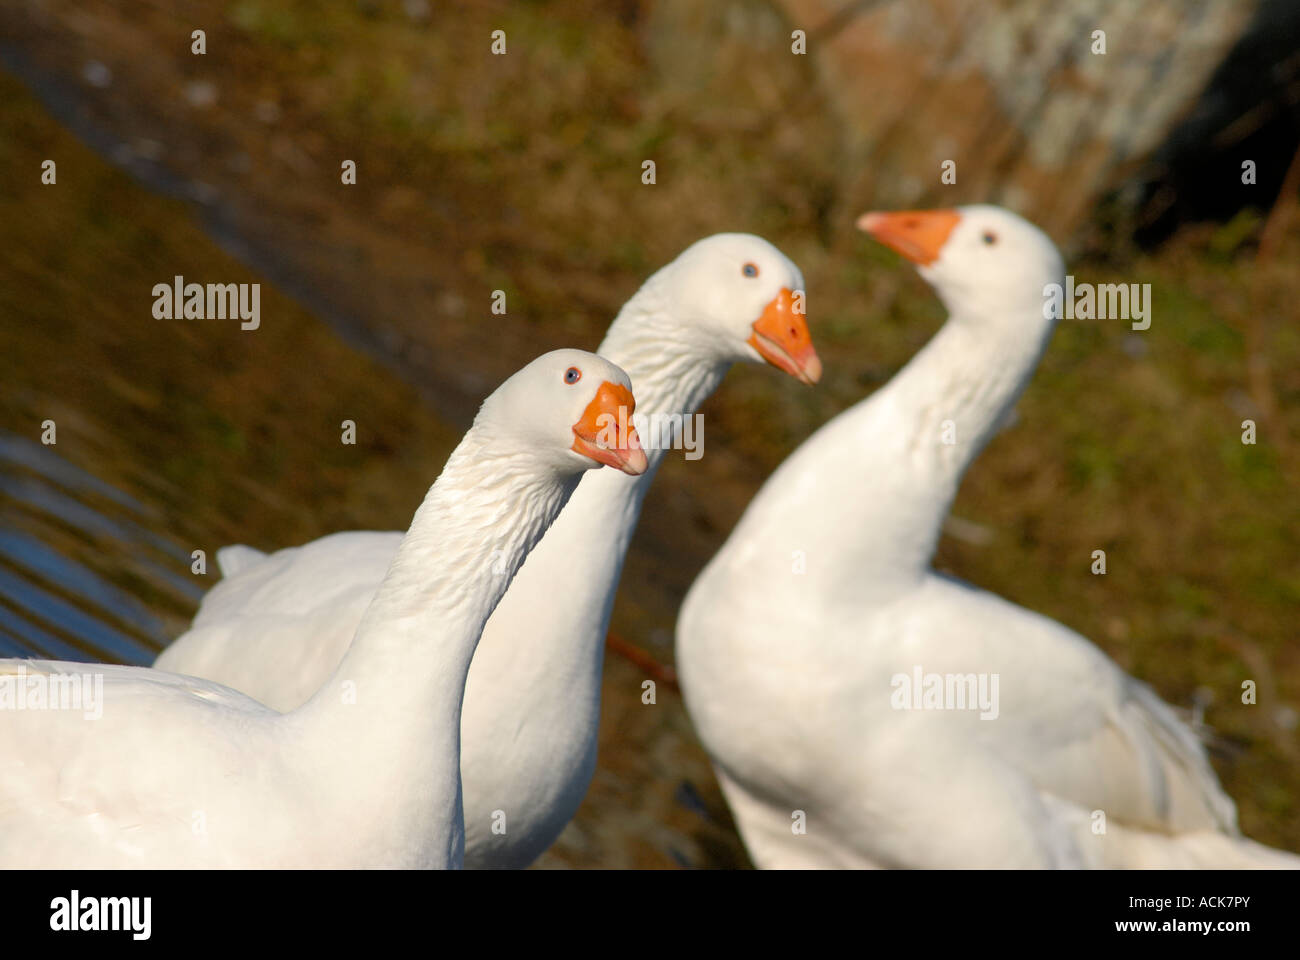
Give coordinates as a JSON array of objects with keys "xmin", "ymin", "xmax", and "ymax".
[
  {"xmin": 735, "ymin": 300, "xmax": 1055, "ymax": 599},
  {"xmin": 600, "ymin": 279, "xmax": 733, "ymax": 449},
  {"xmin": 464, "ymin": 284, "xmax": 734, "ymax": 697},
  {"xmin": 555, "ymin": 280, "xmax": 733, "ymax": 533},
  {"xmin": 295, "ymin": 430, "xmax": 579, "ymax": 750}
]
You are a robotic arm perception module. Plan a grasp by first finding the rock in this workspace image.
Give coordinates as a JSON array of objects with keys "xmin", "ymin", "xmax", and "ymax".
[
  {"xmin": 402, "ymin": 0, "xmax": 431, "ymax": 23},
  {"xmin": 82, "ymin": 60, "xmax": 111, "ymax": 88},
  {"xmin": 184, "ymin": 80, "xmax": 218, "ymax": 109},
  {"xmin": 774, "ymin": 0, "xmax": 1260, "ymax": 239}
]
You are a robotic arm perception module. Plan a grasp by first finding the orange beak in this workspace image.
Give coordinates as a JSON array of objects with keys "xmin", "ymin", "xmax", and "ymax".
[
  {"xmin": 747, "ymin": 287, "xmax": 822, "ymax": 385},
  {"xmin": 856, "ymin": 209, "xmax": 961, "ymax": 265},
  {"xmin": 571, "ymin": 381, "xmax": 648, "ymax": 476}
]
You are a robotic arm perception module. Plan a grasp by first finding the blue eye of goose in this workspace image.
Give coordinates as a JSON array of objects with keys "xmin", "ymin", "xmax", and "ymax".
[
  {"xmin": 564, "ymin": 367, "xmax": 582, "ymax": 384},
  {"xmin": 742, "ymin": 262, "xmax": 759, "ymax": 278}
]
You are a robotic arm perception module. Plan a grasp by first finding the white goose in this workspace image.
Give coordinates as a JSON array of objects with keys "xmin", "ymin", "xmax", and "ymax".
[
  {"xmin": 155, "ymin": 234, "xmax": 821, "ymax": 868},
  {"xmin": 677, "ymin": 206, "xmax": 1298, "ymax": 869},
  {"xmin": 0, "ymin": 349, "xmax": 645, "ymax": 868}
]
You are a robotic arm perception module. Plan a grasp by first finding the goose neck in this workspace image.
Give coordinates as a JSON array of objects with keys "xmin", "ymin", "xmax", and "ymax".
[
  {"xmin": 296, "ymin": 434, "xmax": 579, "ymax": 733},
  {"xmin": 598, "ymin": 293, "xmax": 730, "ymax": 476}
]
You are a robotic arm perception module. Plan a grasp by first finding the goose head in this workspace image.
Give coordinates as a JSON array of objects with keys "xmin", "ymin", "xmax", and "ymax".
[
  {"xmin": 477, "ymin": 349, "xmax": 648, "ymax": 477},
  {"xmin": 856, "ymin": 205, "xmax": 1065, "ymax": 324},
  {"xmin": 662, "ymin": 234, "xmax": 822, "ymax": 385}
]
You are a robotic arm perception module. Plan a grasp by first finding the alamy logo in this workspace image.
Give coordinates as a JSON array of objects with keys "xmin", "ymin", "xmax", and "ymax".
[
  {"xmin": 890, "ymin": 665, "xmax": 1000, "ymax": 720},
  {"xmin": 50, "ymin": 890, "xmax": 151, "ymax": 940},
  {"xmin": 1043, "ymin": 276, "xmax": 1151, "ymax": 330},
  {"xmin": 152, "ymin": 275, "xmax": 260, "ymax": 330},
  {"xmin": 0, "ymin": 665, "xmax": 103, "ymax": 719},
  {"xmin": 595, "ymin": 410, "xmax": 704, "ymax": 461}
]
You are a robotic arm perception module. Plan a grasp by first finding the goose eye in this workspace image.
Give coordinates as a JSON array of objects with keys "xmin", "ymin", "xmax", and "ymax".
[
  {"xmin": 742, "ymin": 262, "xmax": 759, "ymax": 278},
  {"xmin": 563, "ymin": 366, "xmax": 582, "ymax": 385},
  {"xmin": 982, "ymin": 231, "xmax": 998, "ymax": 246}
]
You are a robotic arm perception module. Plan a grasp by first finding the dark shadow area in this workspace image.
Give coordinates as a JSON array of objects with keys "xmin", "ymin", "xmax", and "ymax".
[{"xmin": 1132, "ymin": 0, "xmax": 1300, "ymax": 247}]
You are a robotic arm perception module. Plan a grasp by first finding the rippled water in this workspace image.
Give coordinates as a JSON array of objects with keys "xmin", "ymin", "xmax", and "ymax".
[{"xmin": 0, "ymin": 433, "xmax": 199, "ymax": 665}]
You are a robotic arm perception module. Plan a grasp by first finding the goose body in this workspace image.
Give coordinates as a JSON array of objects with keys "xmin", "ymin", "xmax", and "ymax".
[
  {"xmin": 677, "ymin": 206, "xmax": 1298, "ymax": 869},
  {"xmin": 0, "ymin": 349, "xmax": 644, "ymax": 868},
  {"xmin": 157, "ymin": 234, "xmax": 820, "ymax": 868}
]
